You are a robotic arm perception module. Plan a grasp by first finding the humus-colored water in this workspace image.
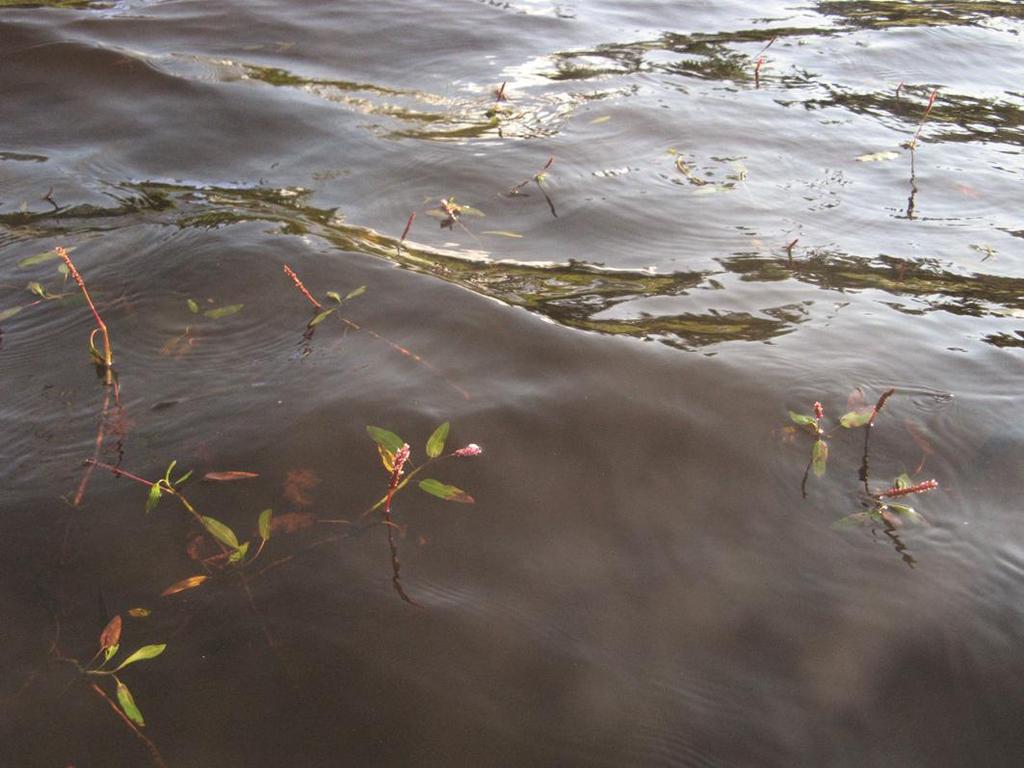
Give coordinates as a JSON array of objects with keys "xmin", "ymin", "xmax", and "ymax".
[{"xmin": 2, "ymin": 1, "xmax": 1023, "ymax": 765}]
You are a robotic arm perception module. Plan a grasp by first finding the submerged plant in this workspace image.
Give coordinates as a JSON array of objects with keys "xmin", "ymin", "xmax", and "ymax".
[
  {"xmin": 785, "ymin": 387, "xmax": 940, "ymax": 564},
  {"xmin": 53, "ymin": 618, "xmax": 169, "ymax": 766},
  {"xmin": 57, "ymin": 246, "xmax": 114, "ymax": 385}
]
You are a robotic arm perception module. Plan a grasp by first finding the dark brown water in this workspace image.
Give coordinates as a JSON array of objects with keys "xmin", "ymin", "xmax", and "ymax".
[{"xmin": 2, "ymin": 1, "xmax": 1024, "ymax": 765}]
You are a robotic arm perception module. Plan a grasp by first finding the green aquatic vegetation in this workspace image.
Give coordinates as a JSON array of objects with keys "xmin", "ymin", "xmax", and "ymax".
[
  {"xmin": 51, "ymin": 617, "xmax": 170, "ymax": 765},
  {"xmin": 785, "ymin": 388, "xmax": 940, "ymax": 565}
]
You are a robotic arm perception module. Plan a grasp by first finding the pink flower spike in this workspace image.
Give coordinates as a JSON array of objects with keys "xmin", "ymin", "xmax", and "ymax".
[
  {"xmin": 813, "ymin": 401, "xmax": 824, "ymax": 421},
  {"xmin": 392, "ymin": 444, "xmax": 411, "ymax": 478},
  {"xmin": 879, "ymin": 479, "xmax": 938, "ymax": 498},
  {"xmin": 453, "ymin": 444, "xmax": 482, "ymax": 457}
]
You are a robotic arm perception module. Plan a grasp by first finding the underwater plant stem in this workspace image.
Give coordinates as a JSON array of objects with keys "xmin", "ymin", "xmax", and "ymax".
[
  {"xmin": 84, "ymin": 460, "xmax": 232, "ymax": 557},
  {"xmin": 56, "ymin": 247, "xmax": 113, "ymax": 386},
  {"xmin": 89, "ymin": 683, "xmax": 168, "ymax": 768}
]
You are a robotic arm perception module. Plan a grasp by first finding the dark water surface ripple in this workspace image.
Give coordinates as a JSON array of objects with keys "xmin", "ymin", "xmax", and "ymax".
[{"xmin": 2, "ymin": 1, "xmax": 1024, "ymax": 765}]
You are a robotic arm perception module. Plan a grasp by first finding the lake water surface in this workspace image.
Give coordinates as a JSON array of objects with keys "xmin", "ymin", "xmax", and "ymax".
[{"xmin": 2, "ymin": 1, "xmax": 1024, "ymax": 766}]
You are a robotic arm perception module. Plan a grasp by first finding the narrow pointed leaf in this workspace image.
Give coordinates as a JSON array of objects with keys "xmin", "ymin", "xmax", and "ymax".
[
  {"xmin": 426, "ymin": 421, "xmax": 450, "ymax": 459},
  {"xmin": 113, "ymin": 644, "xmax": 166, "ymax": 671},
  {"xmin": 378, "ymin": 444, "xmax": 395, "ymax": 473},
  {"xmin": 204, "ymin": 304, "xmax": 243, "ymax": 319},
  {"xmin": 18, "ymin": 248, "xmax": 70, "ymax": 268},
  {"xmin": 228, "ymin": 542, "xmax": 249, "ymax": 564},
  {"xmin": 161, "ymin": 575, "xmax": 208, "ymax": 596},
  {"xmin": 308, "ymin": 308, "xmax": 335, "ymax": 327},
  {"xmin": 116, "ymin": 681, "xmax": 145, "ymax": 727},
  {"xmin": 840, "ymin": 409, "xmax": 873, "ymax": 428},
  {"xmin": 812, "ymin": 440, "xmax": 828, "ymax": 477},
  {"xmin": 789, "ymin": 411, "xmax": 816, "ymax": 426},
  {"xmin": 201, "ymin": 516, "xmax": 239, "ymax": 549},
  {"xmin": 0, "ymin": 306, "xmax": 24, "ymax": 322},
  {"xmin": 103, "ymin": 643, "xmax": 119, "ymax": 663},
  {"xmin": 186, "ymin": 298, "xmax": 199, "ymax": 314},
  {"xmin": 173, "ymin": 469, "xmax": 193, "ymax": 487},
  {"xmin": 99, "ymin": 615, "xmax": 122, "ymax": 651},
  {"xmin": 128, "ymin": 608, "xmax": 150, "ymax": 618},
  {"xmin": 145, "ymin": 483, "xmax": 162, "ymax": 514},
  {"xmin": 366, "ymin": 426, "xmax": 405, "ymax": 455},
  {"xmin": 344, "ymin": 285, "xmax": 366, "ymax": 301},
  {"xmin": 203, "ymin": 471, "xmax": 259, "ymax": 482},
  {"xmin": 258, "ymin": 509, "xmax": 273, "ymax": 541},
  {"xmin": 27, "ymin": 281, "xmax": 47, "ymax": 298},
  {"xmin": 326, "ymin": 291, "xmax": 342, "ymax": 303},
  {"xmin": 418, "ymin": 478, "xmax": 475, "ymax": 504}
]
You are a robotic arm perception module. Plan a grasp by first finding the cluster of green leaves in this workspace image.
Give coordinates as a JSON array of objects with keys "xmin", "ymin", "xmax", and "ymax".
[
  {"xmin": 86, "ymin": 615, "xmax": 167, "ymax": 727},
  {"xmin": 833, "ymin": 472, "xmax": 926, "ymax": 530},
  {"xmin": 308, "ymin": 284, "xmax": 366, "ymax": 328},
  {"xmin": 144, "ymin": 460, "xmax": 193, "ymax": 513},
  {"xmin": 788, "ymin": 401, "xmax": 875, "ymax": 478},
  {"xmin": 366, "ymin": 422, "xmax": 475, "ymax": 503}
]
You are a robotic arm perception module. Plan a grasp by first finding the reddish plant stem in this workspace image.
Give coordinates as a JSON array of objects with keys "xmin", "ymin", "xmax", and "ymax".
[
  {"xmin": 381, "ymin": 446, "xmax": 415, "ymax": 604},
  {"xmin": 57, "ymin": 247, "xmax": 113, "ymax": 386},
  {"xmin": 495, "ymin": 81, "xmax": 507, "ymax": 102},
  {"xmin": 89, "ymin": 683, "xmax": 168, "ymax": 768},
  {"xmin": 399, "ymin": 212, "xmax": 416, "ymax": 244},
  {"xmin": 282, "ymin": 264, "xmax": 323, "ymax": 311},
  {"xmin": 84, "ymin": 460, "xmax": 231, "ymax": 557},
  {"xmin": 73, "ymin": 386, "xmax": 112, "ymax": 507},
  {"xmin": 911, "ymin": 89, "xmax": 938, "ymax": 148}
]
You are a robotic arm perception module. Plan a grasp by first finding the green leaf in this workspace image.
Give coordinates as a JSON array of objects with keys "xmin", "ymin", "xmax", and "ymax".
[
  {"xmin": 812, "ymin": 440, "xmax": 828, "ymax": 477},
  {"xmin": 894, "ymin": 473, "xmax": 912, "ymax": 490},
  {"xmin": 163, "ymin": 460, "xmax": 177, "ymax": 485},
  {"xmin": 201, "ymin": 516, "xmax": 239, "ymax": 549},
  {"xmin": 418, "ymin": 478, "xmax": 474, "ymax": 504},
  {"xmin": 27, "ymin": 281, "xmax": 47, "ymax": 298},
  {"xmin": 308, "ymin": 308, "xmax": 335, "ymax": 327},
  {"xmin": 145, "ymin": 483, "xmax": 162, "ymax": 514},
  {"xmin": 204, "ymin": 304, "xmax": 243, "ymax": 319},
  {"xmin": 366, "ymin": 426, "xmax": 405, "ymax": 455},
  {"xmin": 840, "ymin": 409, "xmax": 873, "ymax": 428},
  {"xmin": 116, "ymin": 680, "xmax": 145, "ymax": 727},
  {"xmin": 173, "ymin": 469, "xmax": 193, "ymax": 487},
  {"xmin": 0, "ymin": 306, "xmax": 23, "ymax": 322},
  {"xmin": 228, "ymin": 541, "xmax": 249, "ymax": 564},
  {"xmin": 789, "ymin": 411, "xmax": 816, "ymax": 426},
  {"xmin": 113, "ymin": 644, "xmax": 167, "ymax": 672},
  {"xmin": 258, "ymin": 509, "xmax": 272, "ymax": 541},
  {"xmin": 344, "ymin": 285, "xmax": 366, "ymax": 301},
  {"xmin": 57, "ymin": 263, "xmax": 69, "ymax": 278},
  {"xmin": 186, "ymin": 298, "xmax": 199, "ymax": 314},
  {"xmin": 103, "ymin": 643, "xmax": 119, "ymax": 663},
  {"xmin": 18, "ymin": 248, "xmax": 70, "ymax": 268},
  {"xmin": 326, "ymin": 291, "xmax": 342, "ymax": 303},
  {"xmin": 426, "ymin": 421, "xmax": 450, "ymax": 459}
]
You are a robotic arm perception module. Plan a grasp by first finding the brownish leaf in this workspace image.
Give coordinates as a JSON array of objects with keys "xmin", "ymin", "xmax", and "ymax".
[
  {"xmin": 904, "ymin": 420, "xmax": 934, "ymax": 455},
  {"xmin": 847, "ymin": 387, "xmax": 866, "ymax": 410},
  {"xmin": 99, "ymin": 615, "xmax": 122, "ymax": 650},
  {"xmin": 185, "ymin": 534, "xmax": 204, "ymax": 561},
  {"xmin": 203, "ymin": 471, "xmax": 259, "ymax": 482},
  {"xmin": 161, "ymin": 575, "xmax": 209, "ymax": 597},
  {"xmin": 269, "ymin": 511, "xmax": 316, "ymax": 535},
  {"xmin": 283, "ymin": 468, "xmax": 320, "ymax": 507}
]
